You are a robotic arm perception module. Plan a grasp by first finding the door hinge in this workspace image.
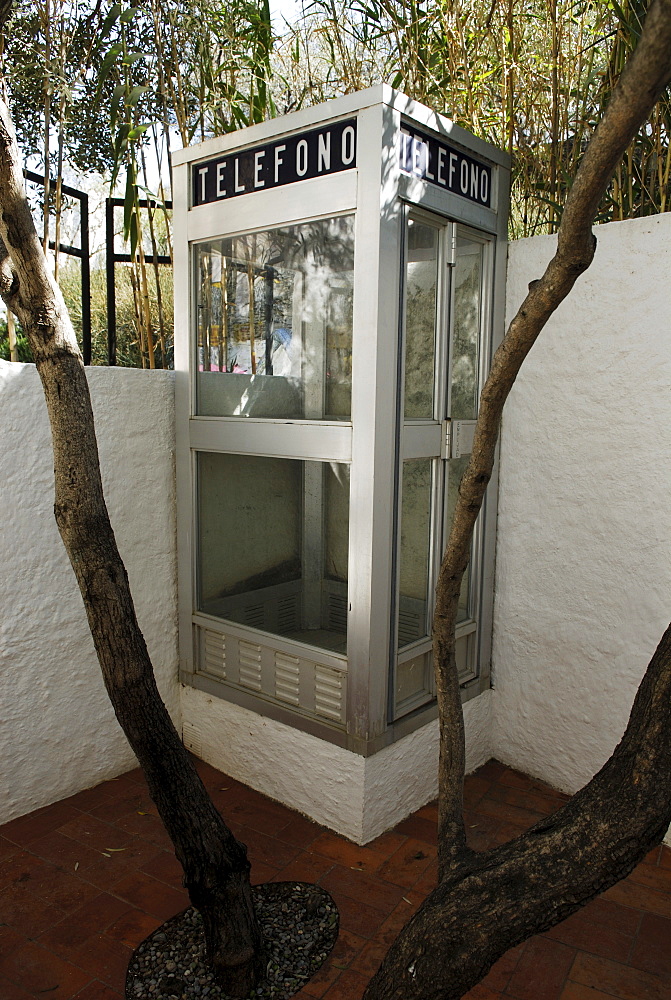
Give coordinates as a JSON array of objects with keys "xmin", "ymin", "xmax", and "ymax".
[
  {"xmin": 441, "ymin": 419, "xmax": 477, "ymax": 459},
  {"xmin": 446, "ymin": 231, "xmax": 457, "ymax": 266}
]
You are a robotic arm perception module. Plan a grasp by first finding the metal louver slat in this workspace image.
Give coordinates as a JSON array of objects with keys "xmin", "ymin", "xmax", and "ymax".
[
  {"xmin": 314, "ymin": 664, "xmax": 344, "ymax": 722},
  {"xmin": 203, "ymin": 629, "xmax": 226, "ymax": 678},
  {"xmin": 275, "ymin": 651, "xmax": 300, "ymax": 705},
  {"xmin": 239, "ymin": 640, "xmax": 262, "ymax": 690}
]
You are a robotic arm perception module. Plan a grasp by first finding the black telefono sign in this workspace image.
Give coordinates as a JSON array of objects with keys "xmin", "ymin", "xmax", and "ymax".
[
  {"xmin": 399, "ymin": 125, "xmax": 492, "ymax": 208},
  {"xmin": 192, "ymin": 119, "xmax": 357, "ymax": 207}
]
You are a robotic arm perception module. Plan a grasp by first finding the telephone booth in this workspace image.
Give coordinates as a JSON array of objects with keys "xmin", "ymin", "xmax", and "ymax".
[{"xmin": 173, "ymin": 87, "xmax": 509, "ymax": 818}]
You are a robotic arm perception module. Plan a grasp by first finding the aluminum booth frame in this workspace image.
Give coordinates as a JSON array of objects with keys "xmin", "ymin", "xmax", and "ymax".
[{"xmin": 173, "ymin": 86, "xmax": 510, "ymax": 756}]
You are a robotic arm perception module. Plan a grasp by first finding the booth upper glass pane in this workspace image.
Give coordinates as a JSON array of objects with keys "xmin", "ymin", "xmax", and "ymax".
[
  {"xmin": 404, "ymin": 219, "xmax": 439, "ymax": 419},
  {"xmin": 195, "ymin": 216, "xmax": 354, "ymax": 419},
  {"xmin": 451, "ymin": 235, "xmax": 483, "ymax": 421}
]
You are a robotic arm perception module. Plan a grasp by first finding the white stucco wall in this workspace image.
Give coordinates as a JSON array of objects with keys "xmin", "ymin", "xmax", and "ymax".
[
  {"xmin": 0, "ymin": 363, "xmax": 180, "ymax": 823},
  {"xmin": 181, "ymin": 685, "xmax": 491, "ymax": 843},
  {"xmin": 4, "ymin": 213, "xmax": 668, "ymax": 848},
  {"xmin": 492, "ymin": 214, "xmax": 671, "ymax": 848}
]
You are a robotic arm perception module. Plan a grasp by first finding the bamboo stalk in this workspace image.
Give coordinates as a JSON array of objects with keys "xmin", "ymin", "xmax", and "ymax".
[
  {"xmin": 7, "ymin": 308, "xmax": 17, "ymax": 361},
  {"xmin": 247, "ymin": 260, "xmax": 256, "ymax": 375}
]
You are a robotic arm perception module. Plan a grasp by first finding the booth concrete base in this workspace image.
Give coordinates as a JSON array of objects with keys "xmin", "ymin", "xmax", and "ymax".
[{"xmin": 181, "ymin": 684, "xmax": 492, "ymax": 843}]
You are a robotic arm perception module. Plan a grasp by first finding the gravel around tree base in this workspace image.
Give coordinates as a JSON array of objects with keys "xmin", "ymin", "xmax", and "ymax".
[{"xmin": 126, "ymin": 882, "xmax": 339, "ymax": 1000}]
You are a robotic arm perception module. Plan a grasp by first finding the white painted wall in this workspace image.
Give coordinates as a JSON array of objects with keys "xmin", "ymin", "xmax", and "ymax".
[
  {"xmin": 3, "ymin": 213, "xmax": 668, "ymax": 849},
  {"xmin": 181, "ymin": 685, "xmax": 491, "ymax": 842},
  {"xmin": 0, "ymin": 363, "xmax": 180, "ymax": 823},
  {"xmin": 492, "ymin": 214, "xmax": 671, "ymax": 846}
]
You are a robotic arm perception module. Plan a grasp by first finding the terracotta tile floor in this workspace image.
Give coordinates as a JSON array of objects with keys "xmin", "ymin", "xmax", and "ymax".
[{"xmin": 1, "ymin": 758, "xmax": 669, "ymax": 1000}]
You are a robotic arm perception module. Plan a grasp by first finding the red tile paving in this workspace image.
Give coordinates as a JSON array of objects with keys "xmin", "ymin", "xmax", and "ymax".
[{"xmin": 1, "ymin": 759, "xmax": 669, "ymax": 1000}]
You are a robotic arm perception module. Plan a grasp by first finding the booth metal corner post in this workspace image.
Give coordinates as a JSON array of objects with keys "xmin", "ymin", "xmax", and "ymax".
[{"xmin": 172, "ymin": 86, "xmax": 510, "ymax": 758}]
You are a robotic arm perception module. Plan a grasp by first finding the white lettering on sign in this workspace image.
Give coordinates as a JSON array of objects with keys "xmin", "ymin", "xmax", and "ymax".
[
  {"xmin": 318, "ymin": 132, "xmax": 331, "ymax": 172},
  {"xmin": 216, "ymin": 162, "xmax": 226, "ymax": 198},
  {"xmin": 342, "ymin": 125, "xmax": 355, "ymax": 165},
  {"xmin": 471, "ymin": 162, "xmax": 479, "ymax": 199},
  {"xmin": 274, "ymin": 144, "xmax": 286, "ymax": 183},
  {"xmin": 424, "ymin": 141, "xmax": 435, "ymax": 181},
  {"xmin": 296, "ymin": 139, "xmax": 308, "ymax": 177},
  {"xmin": 437, "ymin": 147, "xmax": 446, "ymax": 184},
  {"xmin": 460, "ymin": 160, "xmax": 469, "ymax": 194},
  {"xmin": 449, "ymin": 152, "xmax": 457, "ymax": 188},
  {"xmin": 199, "ymin": 166, "xmax": 209, "ymax": 202},
  {"xmin": 413, "ymin": 138, "xmax": 422, "ymax": 176},
  {"xmin": 191, "ymin": 119, "xmax": 357, "ymax": 206},
  {"xmin": 234, "ymin": 160, "xmax": 245, "ymax": 193},
  {"xmin": 254, "ymin": 151, "xmax": 265, "ymax": 188},
  {"xmin": 397, "ymin": 123, "xmax": 493, "ymax": 208}
]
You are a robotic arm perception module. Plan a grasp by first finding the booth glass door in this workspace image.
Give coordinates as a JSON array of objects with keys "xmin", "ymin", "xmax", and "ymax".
[{"xmin": 392, "ymin": 211, "xmax": 492, "ymax": 721}]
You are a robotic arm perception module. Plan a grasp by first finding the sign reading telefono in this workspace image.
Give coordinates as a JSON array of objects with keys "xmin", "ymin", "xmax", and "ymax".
[
  {"xmin": 399, "ymin": 125, "xmax": 492, "ymax": 208},
  {"xmin": 192, "ymin": 119, "xmax": 357, "ymax": 207}
]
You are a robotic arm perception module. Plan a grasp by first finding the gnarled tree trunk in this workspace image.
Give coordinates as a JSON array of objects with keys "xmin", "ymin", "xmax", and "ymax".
[
  {"xmin": 0, "ymin": 14, "xmax": 263, "ymax": 992},
  {"xmin": 364, "ymin": 0, "xmax": 671, "ymax": 995},
  {"xmin": 1, "ymin": 0, "xmax": 670, "ymax": 995}
]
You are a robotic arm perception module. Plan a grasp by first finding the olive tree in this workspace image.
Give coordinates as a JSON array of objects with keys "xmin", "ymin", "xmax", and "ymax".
[{"xmin": 0, "ymin": 0, "xmax": 670, "ymax": 996}]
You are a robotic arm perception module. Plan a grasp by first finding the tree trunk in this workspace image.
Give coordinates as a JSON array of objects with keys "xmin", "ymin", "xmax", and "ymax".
[
  {"xmin": 433, "ymin": 0, "xmax": 671, "ymax": 882},
  {"xmin": 0, "ymin": 80, "xmax": 263, "ymax": 999},
  {"xmin": 364, "ymin": 623, "xmax": 671, "ymax": 999},
  {"xmin": 364, "ymin": 0, "xmax": 671, "ymax": 994}
]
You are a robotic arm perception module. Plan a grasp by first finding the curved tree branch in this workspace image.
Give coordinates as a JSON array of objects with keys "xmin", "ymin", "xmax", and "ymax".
[
  {"xmin": 433, "ymin": 0, "xmax": 671, "ymax": 877},
  {"xmin": 366, "ymin": 623, "xmax": 671, "ymax": 999},
  {"xmin": 0, "ymin": 70, "xmax": 263, "ymax": 999}
]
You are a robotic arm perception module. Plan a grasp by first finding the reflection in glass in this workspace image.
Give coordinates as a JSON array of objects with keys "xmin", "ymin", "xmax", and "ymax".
[
  {"xmin": 195, "ymin": 216, "xmax": 354, "ymax": 419},
  {"xmin": 197, "ymin": 453, "xmax": 349, "ymax": 654},
  {"xmin": 451, "ymin": 237, "xmax": 483, "ymax": 420},
  {"xmin": 397, "ymin": 459, "xmax": 433, "ymax": 649},
  {"xmin": 446, "ymin": 455, "xmax": 471, "ymax": 623},
  {"xmin": 404, "ymin": 219, "xmax": 439, "ymax": 419},
  {"xmin": 396, "ymin": 650, "xmax": 431, "ymax": 709}
]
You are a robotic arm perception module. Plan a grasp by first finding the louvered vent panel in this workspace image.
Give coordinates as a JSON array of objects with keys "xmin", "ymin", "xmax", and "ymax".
[
  {"xmin": 325, "ymin": 591, "xmax": 348, "ymax": 633},
  {"xmin": 277, "ymin": 595, "xmax": 299, "ymax": 633},
  {"xmin": 239, "ymin": 640, "xmax": 262, "ymax": 690},
  {"xmin": 182, "ymin": 722, "xmax": 202, "ymax": 757},
  {"xmin": 274, "ymin": 651, "xmax": 300, "ymax": 706},
  {"xmin": 244, "ymin": 604, "xmax": 265, "ymax": 629},
  {"xmin": 314, "ymin": 665, "xmax": 344, "ymax": 722},
  {"xmin": 398, "ymin": 610, "xmax": 423, "ymax": 646},
  {"xmin": 203, "ymin": 629, "xmax": 226, "ymax": 679}
]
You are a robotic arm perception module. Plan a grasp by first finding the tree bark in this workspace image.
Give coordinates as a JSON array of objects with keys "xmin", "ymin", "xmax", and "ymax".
[
  {"xmin": 0, "ymin": 81, "xmax": 263, "ymax": 999},
  {"xmin": 364, "ymin": 623, "xmax": 671, "ymax": 999},
  {"xmin": 432, "ymin": 0, "xmax": 671, "ymax": 880}
]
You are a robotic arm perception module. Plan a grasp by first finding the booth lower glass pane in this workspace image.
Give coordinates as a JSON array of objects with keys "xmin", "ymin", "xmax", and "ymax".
[
  {"xmin": 395, "ymin": 649, "xmax": 432, "ymax": 717},
  {"xmin": 446, "ymin": 455, "xmax": 471, "ymax": 623},
  {"xmin": 397, "ymin": 458, "xmax": 433, "ymax": 649},
  {"xmin": 197, "ymin": 452, "xmax": 349, "ymax": 654}
]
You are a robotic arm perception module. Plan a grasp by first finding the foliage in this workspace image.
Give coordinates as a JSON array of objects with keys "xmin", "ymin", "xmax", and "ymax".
[
  {"xmin": 276, "ymin": 0, "xmax": 671, "ymax": 235},
  {"xmin": 59, "ymin": 256, "xmax": 174, "ymax": 368},
  {"xmin": 0, "ymin": 315, "xmax": 32, "ymax": 361},
  {"xmin": 1, "ymin": 0, "xmax": 668, "ymax": 370}
]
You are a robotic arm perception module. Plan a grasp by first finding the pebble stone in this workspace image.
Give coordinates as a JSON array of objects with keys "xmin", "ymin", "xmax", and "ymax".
[{"xmin": 126, "ymin": 882, "xmax": 338, "ymax": 1000}]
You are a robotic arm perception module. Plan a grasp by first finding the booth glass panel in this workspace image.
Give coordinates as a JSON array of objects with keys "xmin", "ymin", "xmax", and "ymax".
[
  {"xmin": 403, "ymin": 219, "xmax": 439, "ymax": 419},
  {"xmin": 446, "ymin": 455, "xmax": 471, "ymax": 623},
  {"xmin": 397, "ymin": 458, "xmax": 433, "ymax": 650},
  {"xmin": 195, "ymin": 216, "xmax": 354, "ymax": 420},
  {"xmin": 451, "ymin": 236, "xmax": 483, "ymax": 421},
  {"xmin": 197, "ymin": 452, "xmax": 349, "ymax": 653}
]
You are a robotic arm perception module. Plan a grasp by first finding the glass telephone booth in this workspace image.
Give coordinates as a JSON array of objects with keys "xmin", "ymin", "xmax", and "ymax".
[{"xmin": 173, "ymin": 87, "xmax": 510, "ymax": 755}]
